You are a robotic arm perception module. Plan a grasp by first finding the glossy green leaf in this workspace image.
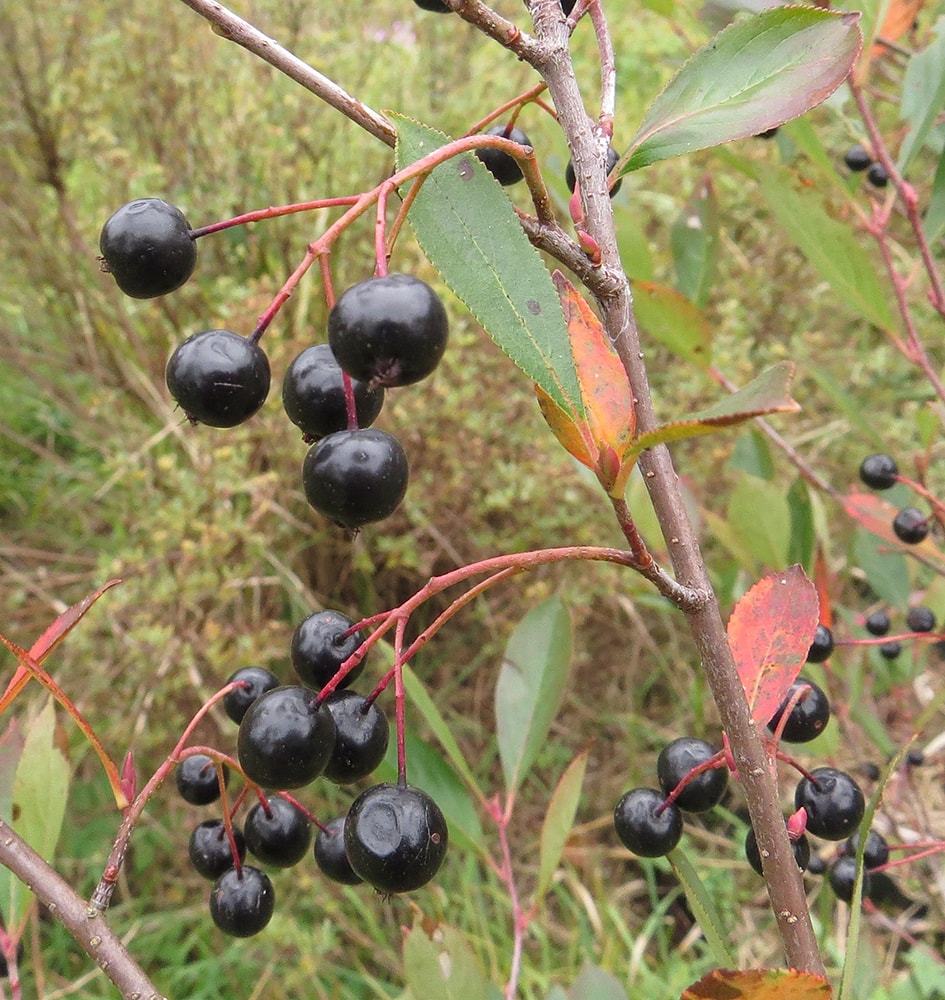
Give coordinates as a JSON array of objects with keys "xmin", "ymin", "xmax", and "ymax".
[
  {"xmin": 754, "ymin": 165, "xmax": 896, "ymax": 330},
  {"xmin": 787, "ymin": 478, "xmax": 816, "ymax": 569},
  {"xmin": 727, "ymin": 475, "xmax": 793, "ymax": 568},
  {"xmin": 632, "ymin": 281, "xmax": 712, "ymax": 367},
  {"xmin": 495, "ymin": 598, "xmax": 573, "ymax": 793},
  {"xmin": 851, "ymin": 526, "xmax": 911, "ymax": 607},
  {"xmin": 668, "ymin": 849, "xmax": 738, "ymax": 967},
  {"xmin": 622, "ymin": 7, "xmax": 862, "ymax": 172},
  {"xmin": 671, "ymin": 176, "xmax": 720, "ymax": 308},
  {"xmin": 897, "ymin": 20, "xmax": 945, "ymax": 173},
  {"xmin": 403, "ymin": 919, "xmax": 491, "ymax": 1000},
  {"xmin": 569, "ymin": 963, "xmax": 629, "ymax": 1000},
  {"xmin": 392, "ymin": 114, "xmax": 581, "ymax": 416},
  {"xmin": 536, "ymin": 751, "xmax": 588, "ymax": 900},
  {"xmin": 924, "ymin": 144, "xmax": 945, "ymax": 245}
]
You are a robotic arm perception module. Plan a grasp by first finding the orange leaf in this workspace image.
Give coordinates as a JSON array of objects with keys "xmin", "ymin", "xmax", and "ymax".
[
  {"xmin": 873, "ymin": 0, "xmax": 923, "ymax": 51},
  {"xmin": 727, "ymin": 565, "xmax": 819, "ymax": 726},
  {"xmin": 681, "ymin": 968, "xmax": 833, "ymax": 1000},
  {"xmin": 535, "ymin": 384, "xmax": 597, "ymax": 470},
  {"xmin": 813, "ymin": 543, "xmax": 833, "ymax": 629}
]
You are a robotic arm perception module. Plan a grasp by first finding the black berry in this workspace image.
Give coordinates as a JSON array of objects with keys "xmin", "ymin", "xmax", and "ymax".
[
  {"xmin": 99, "ymin": 198, "xmax": 196, "ymax": 299},
  {"xmin": 244, "ymin": 795, "xmax": 312, "ymax": 867},
  {"xmin": 166, "ymin": 329, "xmax": 270, "ymax": 427},
  {"xmin": 867, "ymin": 162, "xmax": 889, "ymax": 188},
  {"xmin": 806, "ymin": 624, "xmax": 834, "ymax": 663},
  {"xmin": 209, "ymin": 866, "xmax": 275, "ymax": 937},
  {"xmin": 189, "ymin": 820, "xmax": 247, "ymax": 880},
  {"xmin": 879, "ymin": 640, "xmax": 902, "ymax": 660},
  {"xmin": 844, "ymin": 145, "xmax": 873, "ymax": 172},
  {"xmin": 560, "ymin": 0, "xmax": 578, "ymax": 12},
  {"xmin": 806, "ymin": 852, "xmax": 827, "ymax": 876},
  {"xmin": 176, "ymin": 754, "xmax": 228, "ymax": 806},
  {"xmin": 344, "ymin": 782, "xmax": 448, "ymax": 893},
  {"xmin": 859, "ymin": 761, "xmax": 881, "ymax": 781},
  {"xmin": 829, "ymin": 855, "xmax": 870, "ymax": 903},
  {"xmin": 905, "ymin": 748, "xmax": 925, "ymax": 766},
  {"xmin": 291, "ymin": 609, "xmax": 365, "ymax": 690},
  {"xmin": 412, "ymin": 0, "xmax": 451, "ymax": 10},
  {"xmin": 314, "ymin": 816, "xmax": 363, "ymax": 886},
  {"xmin": 794, "ymin": 767, "xmax": 865, "ymax": 841},
  {"xmin": 745, "ymin": 827, "xmax": 810, "ymax": 876},
  {"xmin": 302, "ymin": 428, "xmax": 409, "ymax": 529},
  {"xmin": 656, "ymin": 737, "xmax": 726, "ymax": 812},
  {"xmin": 859, "ymin": 453, "xmax": 898, "ymax": 489},
  {"xmin": 476, "ymin": 125, "xmax": 531, "ymax": 186},
  {"xmin": 845, "ymin": 829, "xmax": 889, "ymax": 869},
  {"xmin": 223, "ymin": 666, "xmax": 280, "ymax": 725},
  {"xmin": 893, "ymin": 507, "xmax": 929, "ymax": 544},
  {"xmin": 613, "ymin": 787, "xmax": 683, "ymax": 857},
  {"xmin": 565, "ymin": 146, "xmax": 623, "ymax": 197},
  {"xmin": 906, "ymin": 606, "xmax": 936, "ymax": 633},
  {"xmin": 237, "ymin": 685, "xmax": 337, "ymax": 790},
  {"xmin": 282, "ymin": 344, "xmax": 384, "ymax": 440},
  {"xmin": 865, "ymin": 610, "xmax": 891, "ymax": 636},
  {"xmin": 328, "ymin": 273, "xmax": 449, "ymax": 388},
  {"xmin": 323, "ymin": 691, "xmax": 390, "ymax": 784},
  {"xmin": 768, "ymin": 676, "xmax": 831, "ymax": 743}
]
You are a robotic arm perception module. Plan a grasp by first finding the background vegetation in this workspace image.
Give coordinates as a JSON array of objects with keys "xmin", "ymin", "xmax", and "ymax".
[{"xmin": 0, "ymin": 0, "xmax": 943, "ymax": 996}]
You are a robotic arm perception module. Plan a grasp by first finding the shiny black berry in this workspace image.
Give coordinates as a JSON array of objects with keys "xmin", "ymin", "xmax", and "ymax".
[
  {"xmin": 344, "ymin": 782, "xmax": 448, "ymax": 893},
  {"xmin": 282, "ymin": 344, "xmax": 384, "ymax": 440},
  {"xmin": 328, "ymin": 274, "xmax": 448, "ymax": 388},
  {"xmin": 879, "ymin": 640, "xmax": 902, "ymax": 660},
  {"xmin": 867, "ymin": 162, "xmax": 889, "ymax": 188},
  {"xmin": 656, "ymin": 737, "xmax": 726, "ymax": 812},
  {"xmin": 806, "ymin": 624, "xmax": 834, "ymax": 663},
  {"xmin": 745, "ymin": 827, "xmax": 810, "ymax": 876},
  {"xmin": 613, "ymin": 787, "xmax": 683, "ymax": 857},
  {"xmin": 302, "ymin": 428, "xmax": 409, "ymax": 529},
  {"xmin": 829, "ymin": 855, "xmax": 870, "ymax": 903},
  {"xmin": 189, "ymin": 820, "xmax": 247, "ymax": 880},
  {"xmin": 906, "ymin": 606, "xmax": 936, "ymax": 633},
  {"xmin": 291, "ymin": 609, "xmax": 365, "ymax": 691},
  {"xmin": 237, "ymin": 685, "xmax": 336, "ymax": 790},
  {"xmin": 314, "ymin": 816, "xmax": 363, "ymax": 886},
  {"xmin": 476, "ymin": 125, "xmax": 531, "ymax": 186},
  {"xmin": 794, "ymin": 767, "xmax": 865, "ymax": 840},
  {"xmin": 565, "ymin": 146, "xmax": 623, "ymax": 197},
  {"xmin": 865, "ymin": 610, "xmax": 891, "ymax": 636},
  {"xmin": 166, "ymin": 329, "xmax": 270, "ymax": 427},
  {"xmin": 893, "ymin": 507, "xmax": 929, "ymax": 544},
  {"xmin": 99, "ymin": 198, "xmax": 196, "ymax": 299},
  {"xmin": 859, "ymin": 453, "xmax": 898, "ymax": 489},
  {"xmin": 412, "ymin": 0, "xmax": 450, "ymax": 10},
  {"xmin": 906, "ymin": 748, "xmax": 925, "ymax": 766},
  {"xmin": 845, "ymin": 829, "xmax": 889, "ymax": 870},
  {"xmin": 323, "ymin": 691, "xmax": 390, "ymax": 784},
  {"xmin": 768, "ymin": 677, "xmax": 831, "ymax": 743},
  {"xmin": 844, "ymin": 145, "xmax": 873, "ymax": 172},
  {"xmin": 209, "ymin": 866, "xmax": 275, "ymax": 937},
  {"xmin": 176, "ymin": 754, "xmax": 228, "ymax": 805},
  {"xmin": 245, "ymin": 795, "xmax": 312, "ymax": 867},
  {"xmin": 223, "ymin": 666, "xmax": 280, "ymax": 725}
]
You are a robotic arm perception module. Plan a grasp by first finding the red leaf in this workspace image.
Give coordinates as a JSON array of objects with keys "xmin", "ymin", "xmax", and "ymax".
[
  {"xmin": 727, "ymin": 565, "xmax": 819, "ymax": 726},
  {"xmin": 681, "ymin": 967, "xmax": 833, "ymax": 1000}
]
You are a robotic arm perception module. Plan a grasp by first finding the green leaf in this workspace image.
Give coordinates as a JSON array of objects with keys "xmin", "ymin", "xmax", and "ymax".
[
  {"xmin": 924, "ymin": 144, "xmax": 945, "ymax": 245},
  {"xmin": 671, "ymin": 176, "xmax": 720, "ymax": 308},
  {"xmin": 667, "ymin": 849, "xmax": 738, "ymax": 967},
  {"xmin": 403, "ymin": 919, "xmax": 491, "ymax": 1000},
  {"xmin": 495, "ymin": 598, "xmax": 573, "ymax": 793},
  {"xmin": 569, "ymin": 963, "xmax": 629, "ymax": 1000},
  {"xmin": 851, "ymin": 526, "xmax": 911, "ymax": 607},
  {"xmin": 536, "ymin": 751, "xmax": 588, "ymax": 901},
  {"xmin": 727, "ymin": 475, "xmax": 793, "ymax": 568},
  {"xmin": 622, "ymin": 7, "xmax": 862, "ymax": 171},
  {"xmin": 391, "ymin": 114, "xmax": 582, "ymax": 416},
  {"xmin": 754, "ymin": 164, "xmax": 896, "ymax": 330},
  {"xmin": 897, "ymin": 20, "xmax": 945, "ymax": 173},
  {"xmin": 632, "ymin": 281, "xmax": 712, "ymax": 366},
  {"xmin": 787, "ymin": 478, "xmax": 816, "ymax": 569}
]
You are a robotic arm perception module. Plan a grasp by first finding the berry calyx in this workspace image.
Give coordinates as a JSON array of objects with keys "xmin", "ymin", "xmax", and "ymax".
[
  {"xmin": 768, "ymin": 677, "xmax": 831, "ymax": 744},
  {"xmin": 613, "ymin": 787, "xmax": 683, "ymax": 857},
  {"xmin": 323, "ymin": 691, "xmax": 390, "ymax": 784},
  {"xmin": 864, "ymin": 609, "xmax": 891, "ymax": 636},
  {"xmin": 244, "ymin": 795, "xmax": 312, "ymax": 867},
  {"xmin": 189, "ymin": 820, "xmax": 247, "ymax": 880},
  {"xmin": 99, "ymin": 198, "xmax": 197, "ymax": 299},
  {"xmin": 844, "ymin": 145, "xmax": 873, "ymax": 172},
  {"xmin": 176, "ymin": 754, "xmax": 228, "ymax": 805},
  {"xmin": 291, "ymin": 609, "xmax": 365, "ymax": 690},
  {"xmin": 794, "ymin": 767, "xmax": 865, "ymax": 840},
  {"xmin": 314, "ymin": 816, "xmax": 363, "ymax": 886},
  {"xmin": 892, "ymin": 507, "xmax": 929, "ymax": 544},
  {"xmin": 209, "ymin": 866, "xmax": 275, "ymax": 937},
  {"xmin": 328, "ymin": 274, "xmax": 449, "ymax": 388},
  {"xmin": 656, "ymin": 737, "xmax": 727, "ymax": 812},
  {"xmin": 565, "ymin": 146, "xmax": 623, "ymax": 197},
  {"xmin": 867, "ymin": 162, "xmax": 889, "ymax": 188},
  {"xmin": 806, "ymin": 624, "xmax": 834, "ymax": 663},
  {"xmin": 344, "ymin": 782, "xmax": 448, "ymax": 893},
  {"xmin": 906, "ymin": 606, "xmax": 936, "ymax": 633},
  {"xmin": 282, "ymin": 344, "xmax": 385, "ymax": 440},
  {"xmin": 302, "ymin": 428, "xmax": 409, "ymax": 529},
  {"xmin": 223, "ymin": 666, "xmax": 280, "ymax": 725},
  {"xmin": 237, "ymin": 685, "xmax": 336, "ymax": 790},
  {"xmin": 745, "ymin": 826, "xmax": 811, "ymax": 876},
  {"xmin": 844, "ymin": 828, "xmax": 889, "ymax": 870},
  {"xmin": 859, "ymin": 453, "xmax": 898, "ymax": 490},
  {"xmin": 829, "ymin": 855, "xmax": 870, "ymax": 903},
  {"xmin": 476, "ymin": 125, "xmax": 531, "ymax": 186},
  {"xmin": 166, "ymin": 329, "xmax": 270, "ymax": 427}
]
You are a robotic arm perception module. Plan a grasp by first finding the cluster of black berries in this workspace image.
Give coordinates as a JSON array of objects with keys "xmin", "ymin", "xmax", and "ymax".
[
  {"xmin": 843, "ymin": 144, "xmax": 888, "ymax": 188},
  {"xmin": 859, "ymin": 453, "xmax": 933, "ymax": 545},
  {"xmin": 99, "ymin": 199, "xmax": 450, "ymax": 530},
  {"xmin": 862, "ymin": 603, "xmax": 938, "ymax": 662},
  {"xmin": 176, "ymin": 609, "xmax": 447, "ymax": 937}
]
